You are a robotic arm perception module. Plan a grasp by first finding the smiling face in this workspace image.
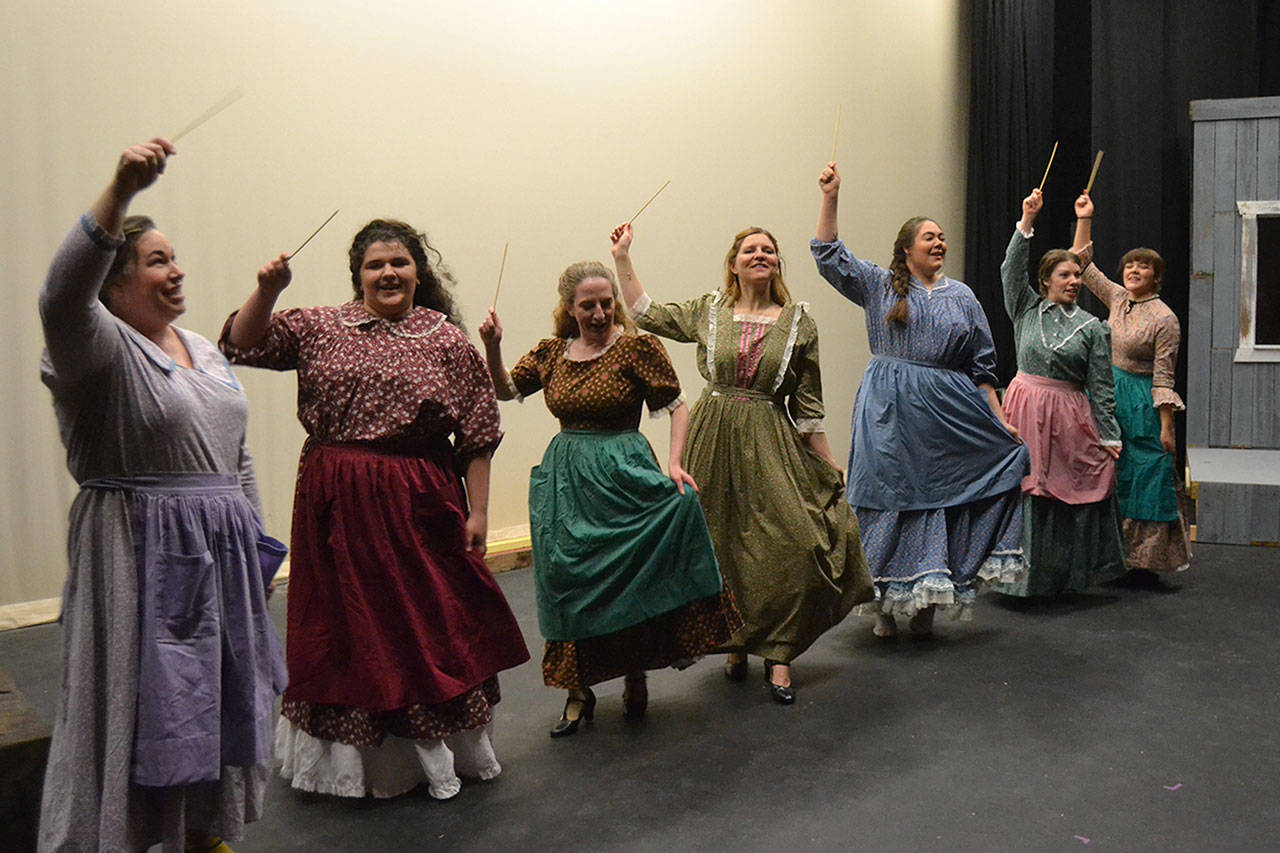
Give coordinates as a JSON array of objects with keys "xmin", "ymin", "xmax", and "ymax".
[
  {"xmin": 570, "ymin": 277, "xmax": 616, "ymax": 343},
  {"xmin": 359, "ymin": 240, "xmax": 418, "ymax": 319},
  {"xmin": 903, "ymin": 220, "xmax": 947, "ymax": 278},
  {"xmin": 730, "ymin": 232, "xmax": 780, "ymax": 286},
  {"xmin": 1043, "ymin": 259, "xmax": 1082, "ymax": 305},
  {"xmin": 1123, "ymin": 259, "xmax": 1159, "ymax": 298},
  {"xmin": 107, "ymin": 229, "xmax": 186, "ymax": 331}
]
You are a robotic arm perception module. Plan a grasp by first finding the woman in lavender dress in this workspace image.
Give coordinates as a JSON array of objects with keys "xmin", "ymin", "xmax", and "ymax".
[
  {"xmin": 37, "ymin": 139, "xmax": 286, "ymax": 852},
  {"xmin": 811, "ymin": 162, "xmax": 1029, "ymax": 637}
]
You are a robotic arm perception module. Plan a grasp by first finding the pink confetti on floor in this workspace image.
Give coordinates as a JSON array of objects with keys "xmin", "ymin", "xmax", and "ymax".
[
  {"xmin": 1074, "ymin": 836, "xmax": 1091, "ymax": 845},
  {"xmin": 1164, "ymin": 783, "xmax": 1183, "ymax": 791}
]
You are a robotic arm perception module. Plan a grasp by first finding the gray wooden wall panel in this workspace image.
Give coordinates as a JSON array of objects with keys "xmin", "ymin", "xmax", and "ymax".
[
  {"xmin": 1255, "ymin": 368, "xmax": 1279, "ymax": 448},
  {"xmin": 1208, "ymin": 349, "xmax": 1234, "ymax": 446},
  {"xmin": 1259, "ymin": 119, "xmax": 1280, "ymax": 197},
  {"xmin": 1213, "ymin": 121, "xmax": 1237, "ymax": 213},
  {"xmin": 1186, "ymin": 280, "xmax": 1212, "ymax": 445},
  {"xmin": 1230, "ymin": 363, "xmax": 1256, "ymax": 446},
  {"xmin": 1236, "ymin": 120, "xmax": 1259, "ymax": 200},
  {"xmin": 1248, "ymin": 485, "xmax": 1280, "ymax": 543},
  {"xmin": 1196, "ymin": 482, "xmax": 1256, "ymax": 543},
  {"xmin": 1192, "ymin": 121, "xmax": 1216, "ymax": 275},
  {"xmin": 1191, "ymin": 96, "xmax": 1280, "ymax": 121},
  {"xmin": 1211, "ymin": 212, "xmax": 1238, "ymax": 348},
  {"xmin": 1195, "ymin": 481, "xmax": 1225, "ymax": 541}
]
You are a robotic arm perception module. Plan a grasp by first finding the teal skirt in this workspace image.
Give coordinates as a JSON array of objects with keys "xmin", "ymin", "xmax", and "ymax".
[
  {"xmin": 1113, "ymin": 367, "xmax": 1179, "ymax": 522},
  {"xmin": 530, "ymin": 430, "xmax": 723, "ymax": 641}
]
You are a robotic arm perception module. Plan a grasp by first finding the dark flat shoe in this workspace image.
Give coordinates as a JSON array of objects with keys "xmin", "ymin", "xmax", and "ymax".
[
  {"xmin": 622, "ymin": 674, "xmax": 647, "ymax": 720},
  {"xmin": 724, "ymin": 656, "xmax": 748, "ymax": 682},
  {"xmin": 764, "ymin": 659, "xmax": 796, "ymax": 705},
  {"xmin": 550, "ymin": 688, "xmax": 596, "ymax": 738}
]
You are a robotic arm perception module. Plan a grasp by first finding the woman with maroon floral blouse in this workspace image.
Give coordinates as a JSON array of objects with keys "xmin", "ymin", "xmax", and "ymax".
[{"xmin": 221, "ymin": 219, "xmax": 528, "ymax": 801}]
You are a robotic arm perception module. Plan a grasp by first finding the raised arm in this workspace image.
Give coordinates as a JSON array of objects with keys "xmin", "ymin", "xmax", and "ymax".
[
  {"xmin": 810, "ymin": 162, "xmax": 884, "ymax": 308},
  {"xmin": 226, "ymin": 254, "xmax": 292, "ymax": 349},
  {"xmin": 816, "ymin": 161, "xmax": 840, "ymax": 242},
  {"xmin": 1071, "ymin": 192, "xmax": 1093, "ymax": 255},
  {"xmin": 1071, "ymin": 192, "xmax": 1127, "ymax": 309},
  {"xmin": 478, "ymin": 308, "xmax": 517, "ymax": 401},
  {"xmin": 610, "ymin": 223, "xmax": 646, "ymax": 311},
  {"xmin": 1002, "ymin": 189, "xmax": 1043, "ymax": 320}
]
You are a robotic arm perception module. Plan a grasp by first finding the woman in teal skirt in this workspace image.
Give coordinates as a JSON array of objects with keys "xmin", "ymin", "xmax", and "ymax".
[
  {"xmin": 480, "ymin": 261, "xmax": 739, "ymax": 736},
  {"xmin": 1072, "ymin": 192, "xmax": 1191, "ymax": 574}
]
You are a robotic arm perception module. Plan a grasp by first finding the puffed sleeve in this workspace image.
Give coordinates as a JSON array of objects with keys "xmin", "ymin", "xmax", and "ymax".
[
  {"xmin": 218, "ymin": 307, "xmax": 310, "ymax": 370},
  {"xmin": 38, "ymin": 213, "xmax": 131, "ymax": 386},
  {"xmin": 628, "ymin": 334, "xmax": 684, "ymax": 417},
  {"xmin": 634, "ymin": 293, "xmax": 710, "ymax": 344},
  {"xmin": 964, "ymin": 294, "xmax": 1000, "ymax": 387},
  {"xmin": 509, "ymin": 337, "xmax": 561, "ymax": 400},
  {"xmin": 1084, "ymin": 322, "xmax": 1121, "ymax": 444},
  {"xmin": 444, "ymin": 333, "xmax": 503, "ymax": 460},
  {"xmin": 1001, "ymin": 229, "xmax": 1039, "ymax": 321},
  {"xmin": 810, "ymin": 238, "xmax": 888, "ymax": 309},
  {"xmin": 1075, "ymin": 243, "xmax": 1128, "ymax": 312},
  {"xmin": 1151, "ymin": 309, "xmax": 1185, "ymax": 411},
  {"xmin": 787, "ymin": 310, "xmax": 826, "ymax": 434}
]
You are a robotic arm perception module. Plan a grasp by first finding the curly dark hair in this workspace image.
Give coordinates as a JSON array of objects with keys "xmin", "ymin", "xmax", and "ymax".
[{"xmin": 348, "ymin": 219, "xmax": 462, "ymax": 326}]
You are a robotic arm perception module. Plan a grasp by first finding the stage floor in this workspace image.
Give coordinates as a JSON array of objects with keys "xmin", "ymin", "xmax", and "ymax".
[{"xmin": 4, "ymin": 542, "xmax": 1276, "ymax": 851}]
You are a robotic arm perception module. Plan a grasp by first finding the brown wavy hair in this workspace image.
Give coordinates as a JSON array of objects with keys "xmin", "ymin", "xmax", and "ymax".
[
  {"xmin": 1037, "ymin": 249, "xmax": 1083, "ymax": 297},
  {"xmin": 348, "ymin": 219, "xmax": 462, "ymax": 326},
  {"xmin": 552, "ymin": 261, "xmax": 637, "ymax": 338},
  {"xmin": 1117, "ymin": 247, "xmax": 1165, "ymax": 293},
  {"xmin": 721, "ymin": 227, "xmax": 792, "ymax": 306},
  {"xmin": 886, "ymin": 216, "xmax": 940, "ymax": 326}
]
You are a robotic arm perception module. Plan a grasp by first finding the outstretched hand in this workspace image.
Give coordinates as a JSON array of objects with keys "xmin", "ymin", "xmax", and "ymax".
[
  {"xmin": 1023, "ymin": 188, "xmax": 1044, "ymax": 218},
  {"xmin": 478, "ymin": 308, "xmax": 503, "ymax": 347},
  {"xmin": 1075, "ymin": 191, "xmax": 1094, "ymax": 219},
  {"xmin": 257, "ymin": 254, "xmax": 292, "ymax": 296},
  {"xmin": 610, "ymin": 223, "xmax": 633, "ymax": 258},
  {"xmin": 818, "ymin": 161, "xmax": 841, "ymax": 195},
  {"xmin": 668, "ymin": 463, "xmax": 698, "ymax": 494},
  {"xmin": 113, "ymin": 138, "xmax": 176, "ymax": 200}
]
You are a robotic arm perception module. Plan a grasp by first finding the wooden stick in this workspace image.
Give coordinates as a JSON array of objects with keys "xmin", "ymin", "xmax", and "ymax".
[
  {"xmin": 831, "ymin": 104, "xmax": 842, "ymax": 163},
  {"xmin": 288, "ymin": 209, "xmax": 340, "ymax": 260},
  {"xmin": 490, "ymin": 241, "xmax": 510, "ymax": 310},
  {"xmin": 171, "ymin": 87, "xmax": 245, "ymax": 143},
  {"xmin": 1084, "ymin": 150, "xmax": 1105, "ymax": 194},
  {"xmin": 628, "ymin": 180, "xmax": 671, "ymax": 224},
  {"xmin": 1037, "ymin": 140, "xmax": 1059, "ymax": 192}
]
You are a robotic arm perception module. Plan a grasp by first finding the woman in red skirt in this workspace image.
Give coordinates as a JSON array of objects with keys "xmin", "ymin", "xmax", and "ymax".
[{"xmin": 221, "ymin": 219, "xmax": 528, "ymax": 800}]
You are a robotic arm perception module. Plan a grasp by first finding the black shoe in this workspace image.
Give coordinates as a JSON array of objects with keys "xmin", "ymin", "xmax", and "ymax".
[
  {"xmin": 550, "ymin": 688, "xmax": 596, "ymax": 738},
  {"xmin": 763, "ymin": 659, "xmax": 795, "ymax": 705},
  {"xmin": 724, "ymin": 655, "xmax": 748, "ymax": 682},
  {"xmin": 622, "ymin": 674, "xmax": 648, "ymax": 720}
]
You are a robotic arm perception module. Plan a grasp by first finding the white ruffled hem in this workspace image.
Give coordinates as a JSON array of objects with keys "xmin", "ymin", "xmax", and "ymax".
[
  {"xmin": 275, "ymin": 717, "xmax": 500, "ymax": 800},
  {"xmin": 859, "ymin": 550, "xmax": 1027, "ymax": 622}
]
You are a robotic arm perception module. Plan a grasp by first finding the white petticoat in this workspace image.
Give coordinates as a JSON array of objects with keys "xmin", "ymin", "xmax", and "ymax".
[{"xmin": 274, "ymin": 717, "xmax": 501, "ymax": 800}]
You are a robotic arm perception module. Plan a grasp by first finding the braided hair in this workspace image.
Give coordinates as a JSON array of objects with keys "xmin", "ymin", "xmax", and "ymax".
[{"xmin": 885, "ymin": 216, "xmax": 937, "ymax": 326}]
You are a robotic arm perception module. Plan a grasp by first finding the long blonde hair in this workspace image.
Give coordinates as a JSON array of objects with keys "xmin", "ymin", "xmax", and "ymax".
[
  {"xmin": 551, "ymin": 261, "xmax": 638, "ymax": 338},
  {"xmin": 721, "ymin": 227, "xmax": 792, "ymax": 306}
]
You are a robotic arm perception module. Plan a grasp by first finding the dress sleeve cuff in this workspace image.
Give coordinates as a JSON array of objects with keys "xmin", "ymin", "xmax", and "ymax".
[
  {"xmin": 1100, "ymin": 439, "xmax": 1122, "ymax": 448},
  {"xmin": 79, "ymin": 212, "xmax": 126, "ymax": 250},
  {"xmin": 1152, "ymin": 387, "xmax": 1185, "ymax": 411},
  {"xmin": 794, "ymin": 417, "xmax": 824, "ymax": 435},
  {"xmin": 501, "ymin": 371, "xmax": 524, "ymax": 403},
  {"xmin": 1075, "ymin": 241, "xmax": 1094, "ymax": 267},
  {"xmin": 630, "ymin": 293, "xmax": 652, "ymax": 317},
  {"xmin": 649, "ymin": 391, "xmax": 686, "ymax": 418},
  {"xmin": 1016, "ymin": 221, "xmax": 1034, "ymax": 239}
]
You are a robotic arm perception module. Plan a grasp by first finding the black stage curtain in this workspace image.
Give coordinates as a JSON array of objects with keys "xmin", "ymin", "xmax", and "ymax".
[{"xmin": 965, "ymin": 0, "xmax": 1280, "ymax": 394}]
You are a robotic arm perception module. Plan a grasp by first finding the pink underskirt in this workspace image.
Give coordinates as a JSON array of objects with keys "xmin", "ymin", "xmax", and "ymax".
[{"xmin": 1004, "ymin": 372, "xmax": 1116, "ymax": 504}]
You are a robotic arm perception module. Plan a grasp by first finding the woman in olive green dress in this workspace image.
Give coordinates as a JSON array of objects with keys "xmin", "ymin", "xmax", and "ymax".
[{"xmin": 611, "ymin": 223, "xmax": 872, "ymax": 705}]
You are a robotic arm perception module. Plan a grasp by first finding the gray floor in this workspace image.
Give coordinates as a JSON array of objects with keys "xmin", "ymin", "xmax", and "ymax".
[{"xmin": 4, "ymin": 543, "xmax": 1278, "ymax": 851}]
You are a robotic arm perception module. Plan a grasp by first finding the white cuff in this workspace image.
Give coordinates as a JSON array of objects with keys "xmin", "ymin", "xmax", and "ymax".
[
  {"xmin": 1100, "ymin": 439, "xmax": 1122, "ymax": 448},
  {"xmin": 794, "ymin": 417, "xmax": 824, "ymax": 435},
  {"xmin": 501, "ymin": 372, "xmax": 524, "ymax": 403},
  {"xmin": 1016, "ymin": 221, "xmax": 1035, "ymax": 239},
  {"xmin": 630, "ymin": 293, "xmax": 652, "ymax": 317},
  {"xmin": 650, "ymin": 392, "xmax": 686, "ymax": 418}
]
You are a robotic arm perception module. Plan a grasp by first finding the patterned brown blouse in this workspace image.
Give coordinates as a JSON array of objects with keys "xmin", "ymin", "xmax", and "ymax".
[
  {"xmin": 509, "ymin": 333, "xmax": 683, "ymax": 431},
  {"xmin": 219, "ymin": 301, "xmax": 502, "ymax": 459},
  {"xmin": 1077, "ymin": 243, "xmax": 1185, "ymax": 411}
]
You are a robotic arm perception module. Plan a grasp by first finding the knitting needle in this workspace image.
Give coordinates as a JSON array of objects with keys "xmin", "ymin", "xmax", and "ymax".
[
  {"xmin": 831, "ymin": 104, "xmax": 842, "ymax": 162},
  {"xmin": 1037, "ymin": 140, "xmax": 1059, "ymax": 192},
  {"xmin": 171, "ymin": 87, "xmax": 245, "ymax": 143},
  {"xmin": 1084, "ymin": 150, "xmax": 1105, "ymax": 194},
  {"xmin": 628, "ymin": 180, "xmax": 671, "ymax": 225},
  {"xmin": 490, "ymin": 241, "xmax": 510, "ymax": 310},
  {"xmin": 287, "ymin": 209, "xmax": 340, "ymax": 260}
]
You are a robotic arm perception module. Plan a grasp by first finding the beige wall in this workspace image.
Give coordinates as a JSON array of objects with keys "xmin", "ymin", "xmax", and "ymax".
[{"xmin": 0, "ymin": 0, "xmax": 970, "ymax": 609}]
